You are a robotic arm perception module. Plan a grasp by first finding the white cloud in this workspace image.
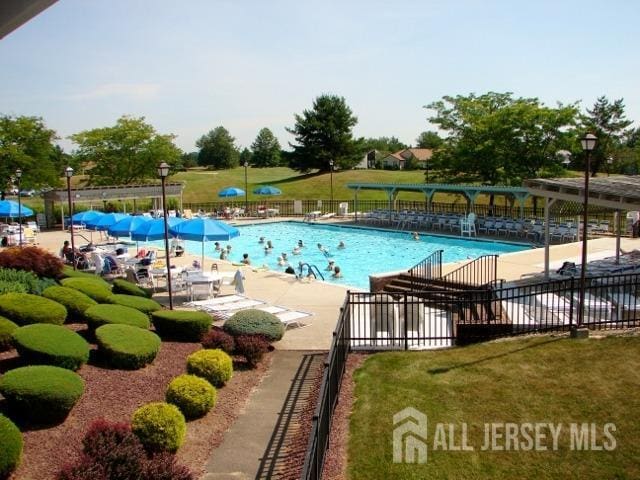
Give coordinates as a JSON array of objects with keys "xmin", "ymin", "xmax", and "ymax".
[{"xmin": 67, "ymin": 82, "xmax": 160, "ymax": 101}]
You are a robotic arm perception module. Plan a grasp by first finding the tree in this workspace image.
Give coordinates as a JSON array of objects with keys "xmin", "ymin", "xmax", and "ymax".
[
  {"xmin": 425, "ymin": 92, "xmax": 578, "ymax": 185},
  {"xmin": 70, "ymin": 116, "xmax": 181, "ymax": 185},
  {"xmin": 251, "ymin": 128, "xmax": 281, "ymax": 167},
  {"xmin": 181, "ymin": 151, "xmax": 199, "ymax": 169},
  {"xmin": 287, "ymin": 94, "xmax": 361, "ymax": 172},
  {"xmin": 0, "ymin": 114, "xmax": 62, "ymax": 198},
  {"xmin": 416, "ymin": 130, "xmax": 444, "ymax": 149},
  {"xmin": 581, "ymin": 96, "xmax": 633, "ymax": 176},
  {"xmin": 196, "ymin": 126, "xmax": 239, "ymax": 169},
  {"xmin": 239, "ymin": 147, "xmax": 253, "ymax": 167},
  {"xmin": 361, "ymin": 136, "xmax": 407, "ymax": 154}
]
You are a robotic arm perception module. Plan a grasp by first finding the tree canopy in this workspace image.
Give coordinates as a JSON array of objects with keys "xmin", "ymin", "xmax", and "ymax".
[
  {"xmin": 425, "ymin": 92, "xmax": 578, "ymax": 184},
  {"xmin": 251, "ymin": 128, "xmax": 281, "ymax": 167},
  {"xmin": 416, "ymin": 130, "xmax": 444, "ymax": 149},
  {"xmin": 0, "ymin": 115, "xmax": 65, "ymax": 199},
  {"xmin": 70, "ymin": 116, "xmax": 182, "ymax": 185},
  {"xmin": 196, "ymin": 126, "xmax": 239, "ymax": 169},
  {"xmin": 287, "ymin": 94, "xmax": 361, "ymax": 172},
  {"xmin": 361, "ymin": 136, "xmax": 407, "ymax": 154}
]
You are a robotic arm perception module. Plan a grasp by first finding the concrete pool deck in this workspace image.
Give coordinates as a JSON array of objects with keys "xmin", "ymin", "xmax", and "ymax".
[{"xmin": 30, "ymin": 223, "xmax": 640, "ymax": 350}]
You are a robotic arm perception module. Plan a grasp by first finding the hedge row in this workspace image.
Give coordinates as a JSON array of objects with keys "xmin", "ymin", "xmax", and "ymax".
[
  {"xmin": 42, "ymin": 285, "xmax": 97, "ymax": 321},
  {"xmin": 151, "ymin": 310, "xmax": 211, "ymax": 341},
  {"xmin": 60, "ymin": 277, "xmax": 113, "ymax": 303},
  {"xmin": 85, "ymin": 304, "xmax": 151, "ymax": 330}
]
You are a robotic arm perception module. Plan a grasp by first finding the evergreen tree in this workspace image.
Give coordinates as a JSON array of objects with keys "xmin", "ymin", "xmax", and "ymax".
[
  {"xmin": 196, "ymin": 126, "xmax": 239, "ymax": 169},
  {"xmin": 250, "ymin": 128, "xmax": 281, "ymax": 167}
]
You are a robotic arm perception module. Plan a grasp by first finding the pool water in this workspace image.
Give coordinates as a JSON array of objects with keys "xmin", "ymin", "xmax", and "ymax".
[{"xmin": 179, "ymin": 222, "xmax": 529, "ymax": 290}]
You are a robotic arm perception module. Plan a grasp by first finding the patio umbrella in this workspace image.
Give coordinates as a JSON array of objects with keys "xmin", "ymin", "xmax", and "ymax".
[
  {"xmin": 218, "ymin": 187, "xmax": 245, "ymax": 197},
  {"xmin": 169, "ymin": 217, "xmax": 240, "ymax": 267},
  {"xmin": 131, "ymin": 217, "xmax": 185, "ymax": 242},
  {"xmin": 85, "ymin": 213, "xmax": 129, "ymax": 231},
  {"xmin": 72, "ymin": 210, "xmax": 104, "ymax": 226},
  {"xmin": 0, "ymin": 200, "xmax": 34, "ymax": 218},
  {"xmin": 252, "ymin": 185, "xmax": 282, "ymax": 196},
  {"xmin": 108, "ymin": 215, "xmax": 153, "ymax": 252}
]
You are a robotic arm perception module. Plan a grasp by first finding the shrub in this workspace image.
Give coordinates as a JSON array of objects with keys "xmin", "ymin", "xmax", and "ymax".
[
  {"xmin": 107, "ymin": 294, "xmax": 162, "ymax": 314},
  {"xmin": 131, "ymin": 402, "xmax": 186, "ymax": 452},
  {"xmin": 0, "ymin": 414, "xmax": 22, "ymax": 479},
  {"xmin": 112, "ymin": 278, "xmax": 153, "ymax": 298},
  {"xmin": 235, "ymin": 334, "xmax": 270, "ymax": 368},
  {"xmin": 186, "ymin": 349, "xmax": 233, "ymax": 387},
  {"xmin": 151, "ymin": 310, "xmax": 211, "ymax": 341},
  {"xmin": 0, "ymin": 246, "xmax": 64, "ymax": 278},
  {"xmin": 0, "ymin": 292, "xmax": 67, "ymax": 326},
  {"xmin": 0, "ymin": 365, "xmax": 85, "ymax": 422},
  {"xmin": 61, "ymin": 266, "xmax": 110, "ymax": 286},
  {"xmin": 12, "ymin": 324, "xmax": 90, "ymax": 370},
  {"xmin": 43, "ymin": 286, "xmax": 98, "ymax": 321},
  {"xmin": 201, "ymin": 326, "xmax": 235, "ymax": 354},
  {"xmin": 95, "ymin": 324, "xmax": 161, "ymax": 369},
  {"xmin": 0, "ymin": 267, "xmax": 58, "ymax": 295},
  {"xmin": 166, "ymin": 374, "xmax": 217, "ymax": 419},
  {"xmin": 60, "ymin": 278, "xmax": 113, "ymax": 303},
  {"xmin": 140, "ymin": 452, "xmax": 193, "ymax": 480},
  {"xmin": 0, "ymin": 280, "xmax": 27, "ymax": 295},
  {"xmin": 223, "ymin": 309, "xmax": 285, "ymax": 342},
  {"xmin": 85, "ymin": 304, "xmax": 150, "ymax": 330},
  {"xmin": 0, "ymin": 316, "xmax": 18, "ymax": 352}
]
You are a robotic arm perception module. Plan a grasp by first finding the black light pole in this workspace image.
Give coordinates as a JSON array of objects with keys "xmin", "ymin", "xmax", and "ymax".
[
  {"xmin": 15, "ymin": 169, "xmax": 22, "ymax": 247},
  {"xmin": 329, "ymin": 160, "xmax": 334, "ymax": 212},
  {"xmin": 158, "ymin": 162, "xmax": 173, "ymax": 310},
  {"xmin": 65, "ymin": 166, "xmax": 76, "ymax": 270},
  {"xmin": 244, "ymin": 161, "xmax": 249, "ymax": 214},
  {"xmin": 577, "ymin": 133, "xmax": 597, "ymax": 328}
]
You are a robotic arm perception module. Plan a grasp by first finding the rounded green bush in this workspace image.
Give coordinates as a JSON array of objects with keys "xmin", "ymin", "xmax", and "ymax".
[
  {"xmin": 61, "ymin": 265, "xmax": 111, "ymax": 286},
  {"xmin": 223, "ymin": 309, "xmax": 285, "ymax": 342},
  {"xmin": 0, "ymin": 292, "xmax": 67, "ymax": 326},
  {"xmin": 0, "ymin": 414, "xmax": 22, "ymax": 478},
  {"xmin": 0, "ymin": 315, "xmax": 18, "ymax": 352},
  {"xmin": 112, "ymin": 278, "xmax": 153, "ymax": 298},
  {"xmin": 95, "ymin": 324, "xmax": 161, "ymax": 370},
  {"xmin": 107, "ymin": 294, "xmax": 162, "ymax": 314},
  {"xmin": 85, "ymin": 304, "xmax": 151, "ymax": 330},
  {"xmin": 151, "ymin": 310, "xmax": 211, "ymax": 341},
  {"xmin": 42, "ymin": 285, "xmax": 98, "ymax": 320},
  {"xmin": 0, "ymin": 365, "xmax": 84, "ymax": 422},
  {"xmin": 166, "ymin": 374, "xmax": 217, "ymax": 419},
  {"xmin": 131, "ymin": 402, "xmax": 186, "ymax": 452},
  {"xmin": 12, "ymin": 324, "xmax": 90, "ymax": 371},
  {"xmin": 60, "ymin": 277, "xmax": 113, "ymax": 303},
  {"xmin": 186, "ymin": 349, "xmax": 233, "ymax": 387}
]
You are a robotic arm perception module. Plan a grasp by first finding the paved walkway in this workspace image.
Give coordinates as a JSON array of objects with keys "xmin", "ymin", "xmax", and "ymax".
[{"xmin": 201, "ymin": 350, "xmax": 325, "ymax": 480}]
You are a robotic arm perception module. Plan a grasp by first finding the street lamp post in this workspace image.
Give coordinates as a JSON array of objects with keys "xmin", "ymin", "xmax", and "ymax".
[
  {"xmin": 244, "ymin": 161, "xmax": 249, "ymax": 214},
  {"xmin": 158, "ymin": 162, "xmax": 173, "ymax": 310},
  {"xmin": 15, "ymin": 169, "xmax": 22, "ymax": 247},
  {"xmin": 65, "ymin": 167, "xmax": 76, "ymax": 270},
  {"xmin": 577, "ymin": 133, "xmax": 597, "ymax": 328},
  {"xmin": 329, "ymin": 160, "xmax": 334, "ymax": 212},
  {"xmin": 607, "ymin": 156, "xmax": 614, "ymax": 176}
]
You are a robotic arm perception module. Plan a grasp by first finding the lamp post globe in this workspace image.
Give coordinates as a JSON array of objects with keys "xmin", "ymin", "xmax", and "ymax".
[{"xmin": 158, "ymin": 162, "xmax": 173, "ymax": 309}]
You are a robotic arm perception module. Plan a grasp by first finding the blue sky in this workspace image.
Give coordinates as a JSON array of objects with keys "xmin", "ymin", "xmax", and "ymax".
[{"xmin": 1, "ymin": 0, "xmax": 638, "ymax": 153}]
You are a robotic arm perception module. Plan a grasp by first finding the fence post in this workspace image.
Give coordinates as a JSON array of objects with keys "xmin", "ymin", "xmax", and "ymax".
[
  {"xmin": 569, "ymin": 276, "xmax": 575, "ymax": 327},
  {"xmin": 404, "ymin": 295, "xmax": 408, "ymax": 351}
]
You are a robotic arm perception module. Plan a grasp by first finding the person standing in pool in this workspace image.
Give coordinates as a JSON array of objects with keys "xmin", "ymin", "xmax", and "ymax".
[
  {"xmin": 332, "ymin": 266, "xmax": 343, "ymax": 278},
  {"xmin": 241, "ymin": 253, "xmax": 251, "ymax": 265},
  {"xmin": 337, "ymin": 241, "xmax": 346, "ymax": 249}
]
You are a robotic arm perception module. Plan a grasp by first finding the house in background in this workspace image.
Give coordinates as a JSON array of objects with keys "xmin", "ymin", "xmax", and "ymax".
[
  {"xmin": 354, "ymin": 149, "xmax": 380, "ymax": 169},
  {"xmin": 381, "ymin": 148, "xmax": 433, "ymax": 169}
]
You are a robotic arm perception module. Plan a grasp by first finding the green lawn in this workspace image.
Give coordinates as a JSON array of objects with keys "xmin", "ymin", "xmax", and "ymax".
[{"xmin": 349, "ymin": 336, "xmax": 640, "ymax": 480}]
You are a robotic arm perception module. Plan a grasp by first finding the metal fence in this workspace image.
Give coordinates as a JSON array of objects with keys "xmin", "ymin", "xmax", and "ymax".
[
  {"xmin": 408, "ymin": 249, "xmax": 442, "ymax": 288},
  {"xmin": 441, "ymin": 254, "xmax": 498, "ymax": 287}
]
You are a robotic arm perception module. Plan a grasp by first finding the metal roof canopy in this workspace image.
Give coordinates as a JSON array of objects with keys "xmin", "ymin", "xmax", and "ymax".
[{"xmin": 524, "ymin": 176, "xmax": 640, "ymax": 211}]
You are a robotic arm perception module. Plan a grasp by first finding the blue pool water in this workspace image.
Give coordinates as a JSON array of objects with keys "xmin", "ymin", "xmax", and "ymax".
[{"xmin": 176, "ymin": 222, "xmax": 529, "ymax": 290}]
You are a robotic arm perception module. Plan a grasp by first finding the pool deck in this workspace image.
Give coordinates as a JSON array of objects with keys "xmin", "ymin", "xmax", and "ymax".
[{"xmin": 30, "ymin": 221, "xmax": 640, "ymax": 350}]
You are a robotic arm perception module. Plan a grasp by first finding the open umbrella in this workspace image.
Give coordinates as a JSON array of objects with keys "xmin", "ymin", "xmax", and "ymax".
[
  {"xmin": 108, "ymin": 215, "xmax": 152, "ymax": 238},
  {"xmin": 218, "ymin": 187, "xmax": 245, "ymax": 198},
  {"xmin": 0, "ymin": 200, "xmax": 34, "ymax": 218},
  {"xmin": 72, "ymin": 210, "xmax": 104, "ymax": 226},
  {"xmin": 169, "ymin": 217, "xmax": 240, "ymax": 267},
  {"xmin": 252, "ymin": 185, "xmax": 282, "ymax": 196},
  {"xmin": 131, "ymin": 217, "xmax": 185, "ymax": 242},
  {"xmin": 86, "ymin": 213, "xmax": 129, "ymax": 231}
]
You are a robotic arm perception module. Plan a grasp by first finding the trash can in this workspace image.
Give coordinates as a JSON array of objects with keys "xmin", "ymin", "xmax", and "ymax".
[{"xmin": 339, "ymin": 202, "xmax": 349, "ymax": 216}]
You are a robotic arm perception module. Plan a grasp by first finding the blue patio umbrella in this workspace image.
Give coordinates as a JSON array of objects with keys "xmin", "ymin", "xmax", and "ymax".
[
  {"xmin": 218, "ymin": 187, "xmax": 246, "ymax": 197},
  {"xmin": 107, "ymin": 215, "xmax": 152, "ymax": 238},
  {"xmin": 252, "ymin": 185, "xmax": 282, "ymax": 196},
  {"xmin": 72, "ymin": 210, "xmax": 104, "ymax": 226},
  {"xmin": 0, "ymin": 200, "xmax": 34, "ymax": 218},
  {"xmin": 86, "ymin": 213, "xmax": 129, "ymax": 231},
  {"xmin": 131, "ymin": 217, "xmax": 185, "ymax": 242},
  {"xmin": 169, "ymin": 217, "xmax": 240, "ymax": 267}
]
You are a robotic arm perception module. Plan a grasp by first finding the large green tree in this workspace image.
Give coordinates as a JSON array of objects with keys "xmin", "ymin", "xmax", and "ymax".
[
  {"xmin": 416, "ymin": 130, "xmax": 444, "ymax": 149},
  {"xmin": 196, "ymin": 126, "xmax": 239, "ymax": 169},
  {"xmin": 70, "ymin": 116, "xmax": 181, "ymax": 185},
  {"xmin": 251, "ymin": 128, "xmax": 281, "ymax": 167},
  {"xmin": 426, "ymin": 92, "xmax": 578, "ymax": 184},
  {"xmin": 287, "ymin": 94, "xmax": 361, "ymax": 172},
  {"xmin": 361, "ymin": 136, "xmax": 407, "ymax": 154},
  {"xmin": 581, "ymin": 96, "xmax": 633, "ymax": 176},
  {"xmin": 0, "ymin": 114, "xmax": 62, "ymax": 197}
]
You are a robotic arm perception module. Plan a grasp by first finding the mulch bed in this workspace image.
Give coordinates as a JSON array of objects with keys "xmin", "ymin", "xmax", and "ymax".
[{"xmin": 0, "ymin": 324, "xmax": 272, "ymax": 480}]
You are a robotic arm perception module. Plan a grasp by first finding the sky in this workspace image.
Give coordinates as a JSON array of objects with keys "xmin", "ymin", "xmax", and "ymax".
[{"xmin": 1, "ymin": 0, "xmax": 639, "ymax": 153}]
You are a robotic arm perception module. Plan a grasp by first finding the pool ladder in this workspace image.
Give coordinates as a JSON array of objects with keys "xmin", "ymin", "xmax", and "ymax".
[{"xmin": 298, "ymin": 263, "xmax": 325, "ymax": 281}]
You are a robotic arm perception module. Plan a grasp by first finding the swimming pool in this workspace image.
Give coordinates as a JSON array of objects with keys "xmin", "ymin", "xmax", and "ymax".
[{"xmin": 179, "ymin": 221, "xmax": 529, "ymax": 290}]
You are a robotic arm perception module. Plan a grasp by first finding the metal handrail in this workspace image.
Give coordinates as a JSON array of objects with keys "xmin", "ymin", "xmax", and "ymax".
[
  {"xmin": 407, "ymin": 249, "xmax": 443, "ymax": 289},
  {"xmin": 442, "ymin": 254, "xmax": 498, "ymax": 287}
]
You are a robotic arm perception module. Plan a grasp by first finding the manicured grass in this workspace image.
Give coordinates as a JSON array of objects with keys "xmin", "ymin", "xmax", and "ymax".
[{"xmin": 349, "ymin": 336, "xmax": 640, "ymax": 480}]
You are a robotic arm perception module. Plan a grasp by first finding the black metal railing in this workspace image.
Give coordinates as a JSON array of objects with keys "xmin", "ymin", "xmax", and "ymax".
[
  {"xmin": 408, "ymin": 249, "xmax": 443, "ymax": 289},
  {"xmin": 300, "ymin": 297, "xmax": 350, "ymax": 480},
  {"xmin": 441, "ymin": 254, "xmax": 498, "ymax": 287}
]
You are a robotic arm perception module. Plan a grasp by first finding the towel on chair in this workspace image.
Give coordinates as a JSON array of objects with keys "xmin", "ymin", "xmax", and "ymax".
[{"xmin": 233, "ymin": 269, "xmax": 245, "ymax": 294}]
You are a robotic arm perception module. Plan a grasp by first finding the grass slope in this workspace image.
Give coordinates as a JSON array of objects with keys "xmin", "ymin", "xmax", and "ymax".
[{"xmin": 349, "ymin": 335, "xmax": 640, "ymax": 480}]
